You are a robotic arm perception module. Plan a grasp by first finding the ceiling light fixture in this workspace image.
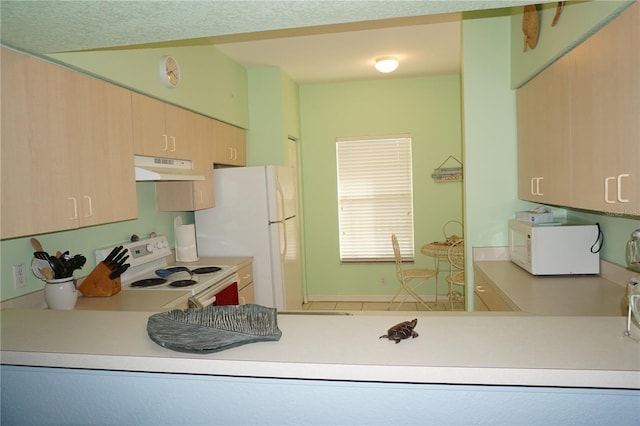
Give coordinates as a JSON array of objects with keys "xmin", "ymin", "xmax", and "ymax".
[{"xmin": 375, "ymin": 57, "xmax": 399, "ymax": 73}]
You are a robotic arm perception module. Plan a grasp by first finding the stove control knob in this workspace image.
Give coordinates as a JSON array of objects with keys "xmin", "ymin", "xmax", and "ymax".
[{"xmin": 146, "ymin": 243, "xmax": 155, "ymax": 253}]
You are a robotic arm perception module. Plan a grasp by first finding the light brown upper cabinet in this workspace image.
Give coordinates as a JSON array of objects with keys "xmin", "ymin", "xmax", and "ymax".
[
  {"xmin": 569, "ymin": 1, "xmax": 639, "ymax": 215},
  {"xmin": 213, "ymin": 120, "xmax": 246, "ymax": 166},
  {"xmin": 131, "ymin": 92, "xmax": 191, "ymax": 160},
  {"xmin": 156, "ymin": 112, "xmax": 216, "ymax": 211},
  {"xmin": 1, "ymin": 48, "xmax": 137, "ymax": 239},
  {"xmin": 517, "ymin": 2, "xmax": 639, "ymax": 216},
  {"xmin": 517, "ymin": 54, "xmax": 572, "ymax": 206}
]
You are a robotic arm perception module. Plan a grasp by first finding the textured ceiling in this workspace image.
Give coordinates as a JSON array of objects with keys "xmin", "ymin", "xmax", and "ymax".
[
  {"xmin": 215, "ymin": 15, "xmax": 462, "ymax": 82},
  {"xmin": 1, "ymin": 1, "xmax": 548, "ymax": 83}
]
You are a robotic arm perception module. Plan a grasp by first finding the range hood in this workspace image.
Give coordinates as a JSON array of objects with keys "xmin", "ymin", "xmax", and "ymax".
[{"xmin": 134, "ymin": 155, "xmax": 205, "ymax": 181}]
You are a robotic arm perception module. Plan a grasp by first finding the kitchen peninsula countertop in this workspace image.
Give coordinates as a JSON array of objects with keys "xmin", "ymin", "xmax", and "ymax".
[{"xmin": 1, "ymin": 308, "xmax": 639, "ymax": 389}]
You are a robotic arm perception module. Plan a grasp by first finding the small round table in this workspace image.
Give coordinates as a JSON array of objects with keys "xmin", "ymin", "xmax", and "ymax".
[{"xmin": 421, "ymin": 241, "xmax": 458, "ymax": 305}]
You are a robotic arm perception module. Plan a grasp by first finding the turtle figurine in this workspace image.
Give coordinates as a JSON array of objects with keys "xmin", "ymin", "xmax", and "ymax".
[{"xmin": 379, "ymin": 318, "xmax": 418, "ymax": 344}]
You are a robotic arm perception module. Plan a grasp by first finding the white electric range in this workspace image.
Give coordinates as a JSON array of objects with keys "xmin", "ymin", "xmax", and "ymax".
[{"xmin": 95, "ymin": 235, "xmax": 238, "ymax": 306}]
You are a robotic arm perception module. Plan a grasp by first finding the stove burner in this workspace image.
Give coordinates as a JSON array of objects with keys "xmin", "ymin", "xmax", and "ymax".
[
  {"xmin": 130, "ymin": 278, "xmax": 167, "ymax": 287},
  {"xmin": 191, "ymin": 266, "xmax": 222, "ymax": 275},
  {"xmin": 169, "ymin": 280, "xmax": 197, "ymax": 287}
]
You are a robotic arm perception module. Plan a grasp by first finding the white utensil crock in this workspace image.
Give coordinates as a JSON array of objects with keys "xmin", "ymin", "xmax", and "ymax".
[{"xmin": 45, "ymin": 277, "xmax": 77, "ymax": 310}]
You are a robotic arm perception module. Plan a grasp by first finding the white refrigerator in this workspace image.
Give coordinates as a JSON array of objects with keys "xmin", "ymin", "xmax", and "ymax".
[{"xmin": 195, "ymin": 166, "xmax": 303, "ymax": 310}]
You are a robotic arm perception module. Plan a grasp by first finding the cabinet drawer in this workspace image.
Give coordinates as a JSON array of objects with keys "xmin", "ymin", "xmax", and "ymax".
[
  {"xmin": 238, "ymin": 264, "xmax": 253, "ymax": 290},
  {"xmin": 474, "ymin": 293, "xmax": 489, "ymax": 311},
  {"xmin": 474, "ymin": 269, "xmax": 515, "ymax": 312}
]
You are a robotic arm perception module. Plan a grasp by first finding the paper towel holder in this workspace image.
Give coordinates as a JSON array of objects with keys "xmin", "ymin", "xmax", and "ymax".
[{"xmin": 174, "ymin": 216, "xmax": 199, "ymax": 262}]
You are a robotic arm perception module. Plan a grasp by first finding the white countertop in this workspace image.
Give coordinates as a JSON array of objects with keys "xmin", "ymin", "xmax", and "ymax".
[
  {"xmin": 475, "ymin": 260, "xmax": 628, "ymax": 316},
  {"xmin": 1, "ymin": 308, "xmax": 639, "ymax": 389}
]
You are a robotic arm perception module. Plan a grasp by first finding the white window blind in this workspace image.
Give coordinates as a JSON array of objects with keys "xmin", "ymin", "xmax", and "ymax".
[{"xmin": 336, "ymin": 136, "xmax": 415, "ymax": 262}]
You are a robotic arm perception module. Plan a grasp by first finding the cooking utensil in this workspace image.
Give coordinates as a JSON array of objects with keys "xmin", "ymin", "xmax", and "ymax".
[
  {"xmin": 48, "ymin": 255, "xmax": 66, "ymax": 278},
  {"xmin": 64, "ymin": 254, "xmax": 87, "ymax": 276},
  {"xmin": 111, "ymin": 249, "xmax": 129, "ymax": 266},
  {"xmin": 155, "ymin": 266, "xmax": 192, "ymax": 278},
  {"xmin": 103, "ymin": 245, "xmax": 123, "ymax": 265},
  {"xmin": 41, "ymin": 267, "xmax": 54, "ymax": 280},
  {"xmin": 30, "ymin": 238, "xmax": 44, "ymax": 252},
  {"xmin": 33, "ymin": 251, "xmax": 49, "ymax": 260},
  {"xmin": 109, "ymin": 263, "xmax": 130, "ymax": 280}
]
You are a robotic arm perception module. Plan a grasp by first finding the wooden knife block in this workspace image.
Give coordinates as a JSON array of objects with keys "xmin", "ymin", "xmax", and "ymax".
[{"xmin": 78, "ymin": 262, "xmax": 121, "ymax": 297}]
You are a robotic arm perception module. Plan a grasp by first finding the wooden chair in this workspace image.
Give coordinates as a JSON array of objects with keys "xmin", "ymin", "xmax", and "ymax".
[
  {"xmin": 446, "ymin": 239, "xmax": 465, "ymax": 310},
  {"xmin": 390, "ymin": 234, "xmax": 437, "ymax": 311}
]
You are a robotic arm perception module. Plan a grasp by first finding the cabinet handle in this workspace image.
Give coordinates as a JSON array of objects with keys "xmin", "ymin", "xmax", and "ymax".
[
  {"xmin": 227, "ymin": 147, "xmax": 233, "ymax": 160},
  {"xmin": 162, "ymin": 134, "xmax": 168, "ymax": 152},
  {"xmin": 536, "ymin": 177, "xmax": 543, "ymax": 196},
  {"xmin": 530, "ymin": 177, "xmax": 543, "ymax": 196},
  {"xmin": 83, "ymin": 195, "xmax": 93, "ymax": 218},
  {"xmin": 617, "ymin": 174, "xmax": 630, "ymax": 202},
  {"xmin": 530, "ymin": 178, "xmax": 536, "ymax": 195},
  {"xmin": 604, "ymin": 176, "xmax": 616, "ymax": 204},
  {"xmin": 170, "ymin": 136, "xmax": 176, "ymax": 152},
  {"xmin": 68, "ymin": 197, "xmax": 78, "ymax": 220}
]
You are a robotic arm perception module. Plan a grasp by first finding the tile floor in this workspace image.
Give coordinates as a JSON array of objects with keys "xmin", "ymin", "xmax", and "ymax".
[{"xmin": 301, "ymin": 300, "xmax": 464, "ymax": 312}]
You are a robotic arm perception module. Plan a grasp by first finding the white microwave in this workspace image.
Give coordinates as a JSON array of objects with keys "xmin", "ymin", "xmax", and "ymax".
[{"xmin": 508, "ymin": 220, "xmax": 601, "ymax": 275}]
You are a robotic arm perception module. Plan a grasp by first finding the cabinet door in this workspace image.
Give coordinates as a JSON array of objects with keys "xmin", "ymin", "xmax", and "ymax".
[
  {"xmin": 1, "ymin": 48, "xmax": 78, "ymax": 238},
  {"xmin": 189, "ymin": 113, "xmax": 215, "ymax": 209},
  {"xmin": 516, "ymin": 54, "xmax": 571, "ymax": 205},
  {"xmin": 131, "ymin": 92, "xmax": 168, "ymax": 157},
  {"xmin": 78, "ymin": 77, "xmax": 137, "ymax": 225},
  {"xmin": 570, "ymin": 2, "xmax": 639, "ymax": 215},
  {"xmin": 164, "ymin": 103, "xmax": 192, "ymax": 160},
  {"xmin": 213, "ymin": 120, "xmax": 246, "ymax": 166},
  {"xmin": 156, "ymin": 112, "xmax": 215, "ymax": 211}
]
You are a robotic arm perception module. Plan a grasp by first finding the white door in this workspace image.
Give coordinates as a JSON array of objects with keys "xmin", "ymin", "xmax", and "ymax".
[{"xmin": 271, "ymin": 166, "xmax": 297, "ymax": 220}]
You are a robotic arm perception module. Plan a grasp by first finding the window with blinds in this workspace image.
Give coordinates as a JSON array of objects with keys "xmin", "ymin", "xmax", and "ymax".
[{"xmin": 336, "ymin": 136, "xmax": 415, "ymax": 262}]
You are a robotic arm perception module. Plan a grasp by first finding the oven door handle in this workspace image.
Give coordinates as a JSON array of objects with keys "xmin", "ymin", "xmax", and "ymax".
[
  {"xmin": 191, "ymin": 273, "xmax": 238, "ymax": 307},
  {"xmin": 195, "ymin": 284, "xmax": 219, "ymax": 306},
  {"xmin": 197, "ymin": 294, "xmax": 216, "ymax": 307}
]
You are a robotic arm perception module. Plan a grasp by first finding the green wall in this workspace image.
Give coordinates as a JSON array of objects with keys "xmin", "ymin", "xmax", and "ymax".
[
  {"xmin": 48, "ymin": 43, "xmax": 248, "ymax": 128},
  {"xmin": 246, "ymin": 67, "xmax": 300, "ymax": 166},
  {"xmin": 461, "ymin": 12, "xmax": 533, "ymax": 310},
  {"xmin": 299, "ymin": 75, "xmax": 463, "ymax": 301}
]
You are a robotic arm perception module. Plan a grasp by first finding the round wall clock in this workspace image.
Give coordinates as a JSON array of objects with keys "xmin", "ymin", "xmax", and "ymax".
[{"xmin": 159, "ymin": 55, "xmax": 181, "ymax": 87}]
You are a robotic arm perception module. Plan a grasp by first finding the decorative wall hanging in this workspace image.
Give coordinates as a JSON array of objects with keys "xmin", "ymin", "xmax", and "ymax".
[
  {"xmin": 552, "ymin": 2, "xmax": 565, "ymax": 27},
  {"xmin": 431, "ymin": 155, "xmax": 463, "ymax": 183},
  {"xmin": 522, "ymin": 4, "xmax": 540, "ymax": 51}
]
